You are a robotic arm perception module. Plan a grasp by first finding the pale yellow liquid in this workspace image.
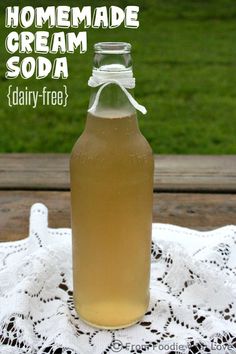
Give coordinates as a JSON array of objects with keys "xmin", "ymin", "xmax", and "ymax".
[{"xmin": 70, "ymin": 112, "xmax": 154, "ymax": 329}]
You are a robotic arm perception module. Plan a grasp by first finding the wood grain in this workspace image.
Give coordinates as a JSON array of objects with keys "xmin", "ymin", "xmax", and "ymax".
[
  {"xmin": 0, "ymin": 191, "xmax": 235, "ymax": 242},
  {"xmin": 0, "ymin": 154, "xmax": 235, "ymax": 192}
]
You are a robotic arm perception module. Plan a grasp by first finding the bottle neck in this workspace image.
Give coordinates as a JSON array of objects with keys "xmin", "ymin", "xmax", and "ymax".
[{"xmin": 88, "ymin": 83, "xmax": 136, "ymax": 119}]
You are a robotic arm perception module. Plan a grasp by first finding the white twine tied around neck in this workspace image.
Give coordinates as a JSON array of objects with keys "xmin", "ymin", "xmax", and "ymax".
[{"xmin": 88, "ymin": 70, "xmax": 147, "ymax": 115}]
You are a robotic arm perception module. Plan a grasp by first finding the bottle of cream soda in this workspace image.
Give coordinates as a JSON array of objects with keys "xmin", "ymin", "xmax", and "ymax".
[{"xmin": 70, "ymin": 42, "xmax": 154, "ymax": 329}]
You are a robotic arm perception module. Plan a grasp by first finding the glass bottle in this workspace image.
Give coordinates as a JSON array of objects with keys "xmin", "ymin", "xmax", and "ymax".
[{"xmin": 70, "ymin": 42, "xmax": 154, "ymax": 329}]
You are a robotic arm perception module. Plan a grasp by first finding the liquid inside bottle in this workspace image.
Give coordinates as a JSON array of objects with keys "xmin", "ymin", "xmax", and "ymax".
[{"xmin": 70, "ymin": 42, "xmax": 154, "ymax": 329}]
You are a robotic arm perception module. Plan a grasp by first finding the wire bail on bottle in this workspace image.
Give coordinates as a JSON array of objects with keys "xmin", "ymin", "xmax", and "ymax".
[{"xmin": 88, "ymin": 70, "xmax": 147, "ymax": 115}]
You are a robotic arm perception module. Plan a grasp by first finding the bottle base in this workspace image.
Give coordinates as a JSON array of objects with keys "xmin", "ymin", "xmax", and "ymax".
[
  {"xmin": 74, "ymin": 297, "xmax": 150, "ymax": 330},
  {"xmin": 78, "ymin": 313, "xmax": 145, "ymax": 330}
]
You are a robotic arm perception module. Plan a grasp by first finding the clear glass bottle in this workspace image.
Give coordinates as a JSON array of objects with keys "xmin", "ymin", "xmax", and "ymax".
[{"xmin": 70, "ymin": 42, "xmax": 154, "ymax": 329}]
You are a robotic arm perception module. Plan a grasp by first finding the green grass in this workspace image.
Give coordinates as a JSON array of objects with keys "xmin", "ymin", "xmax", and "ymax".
[{"xmin": 0, "ymin": 0, "xmax": 236, "ymax": 153}]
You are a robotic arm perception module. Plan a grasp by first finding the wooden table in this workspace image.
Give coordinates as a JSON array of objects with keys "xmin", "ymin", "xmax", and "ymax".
[{"xmin": 0, "ymin": 154, "xmax": 235, "ymax": 241}]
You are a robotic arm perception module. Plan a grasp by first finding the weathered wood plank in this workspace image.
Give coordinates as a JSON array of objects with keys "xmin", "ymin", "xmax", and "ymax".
[
  {"xmin": 154, "ymin": 155, "xmax": 236, "ymax": 192},
  {"xmin": 0, "ymin": 191, "xmax": 235, "ymax": 241},
  {"xmin": 0, "ymin": 154, "xmax": 69, "ymax": 190},
  {"xmin": 0, "ymin": 154, "xmax": 235, "ymax": 192}
]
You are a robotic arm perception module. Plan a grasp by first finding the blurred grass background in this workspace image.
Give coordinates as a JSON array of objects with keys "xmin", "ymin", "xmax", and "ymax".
[{"xmin": 0, "ymin": 0, "xmax": 236, "ymax": 153}]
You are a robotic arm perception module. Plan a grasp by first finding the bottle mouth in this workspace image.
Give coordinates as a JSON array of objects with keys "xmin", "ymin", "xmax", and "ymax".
[{"xmin": 94, "ymin": 42, "xmax": 131, "ymax": 54}]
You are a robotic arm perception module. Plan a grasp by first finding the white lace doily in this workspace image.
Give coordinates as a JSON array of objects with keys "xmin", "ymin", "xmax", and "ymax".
[{"xmin": 0, "ymin": 203, "xmax": 236, "ymax": 354}]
